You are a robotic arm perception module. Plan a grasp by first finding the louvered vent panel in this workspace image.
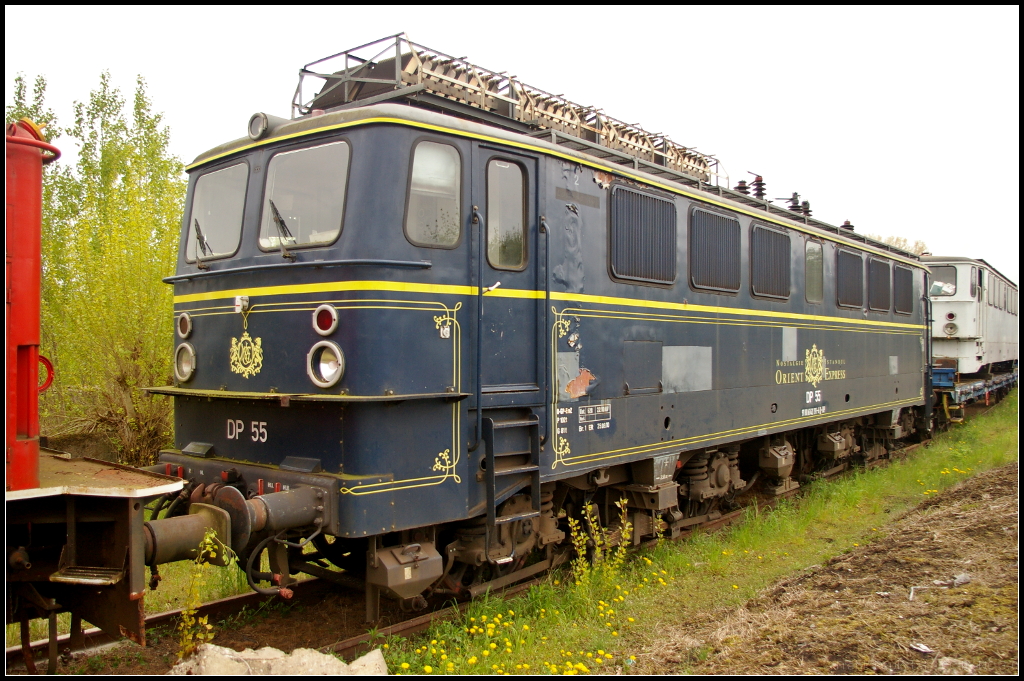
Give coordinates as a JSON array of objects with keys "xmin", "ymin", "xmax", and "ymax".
[
  {"xmin": 610, "ymin": 187, "xmax": 677, "ymax": 284},
  {"xmin": 751, "ymin": 226, "xmax": 791, "ymax": 298},
  {"xmin": 690, "ymin": 208, "xmax": 741, "ymax": 292}
]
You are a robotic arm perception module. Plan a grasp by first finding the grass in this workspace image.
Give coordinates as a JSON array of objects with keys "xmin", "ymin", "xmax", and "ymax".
[
  {"xmin": 7, "ymin": 391, "xmax": 1017, "ymax": 668},
  {"xmin": 5, "ymin": 529, "xmax": 252, "ymax": 648},
  {"xmin": 380, "ymin": 390, "xmax": 1018, "ymax": 674}
]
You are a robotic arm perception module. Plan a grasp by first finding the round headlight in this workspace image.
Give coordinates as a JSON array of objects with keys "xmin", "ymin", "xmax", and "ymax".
[
  {"xmin": 945, "ymin": 312, "xmax": 956, "ymax": 321},
  {"xmin": 174, "ymin": 343, "xmax": 196, "ymax": 382},
  {"xmin": 312, "ymin": 304, "xmax": 338, "ymax": 336},
  {"xmin": 307, "ymin": 341, "xmax": 344, "ymax": 388},
  {"xmin": 248, "ymin": 112, "xmax": 270, "ymax": 141},
  {"xmin": 943, "ymin": 322, "xmax": 958, "ymax": 336},
  {"xmin": 176, "ymin": 312, "xmax": 193, "ymax": 339}
]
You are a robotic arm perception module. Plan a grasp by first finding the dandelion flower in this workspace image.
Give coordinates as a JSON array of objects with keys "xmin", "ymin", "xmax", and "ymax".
[
  {"xmin": 423, "ymin": 665, "xmax": 433, "ymax": 673},
  {"xmin": 401, "ymin": 663, "xmax": 410, "ymax": 670},
  {"xmin": 732, "ymin": 584, "xmax": 739, "ymax": 589}
]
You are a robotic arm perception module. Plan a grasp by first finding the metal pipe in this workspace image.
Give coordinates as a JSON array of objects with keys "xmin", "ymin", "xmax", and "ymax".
[
  {"xmin": 143, "ymin": 514, "xmax": 211, "ymax": 565},
  {"xmin": 252, "ymin": 486, "xmax": 322, "ymax": 532}
]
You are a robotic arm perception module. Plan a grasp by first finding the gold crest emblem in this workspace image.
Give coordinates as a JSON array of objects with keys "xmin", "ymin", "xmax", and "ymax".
[
  {"xmin": 229, "ymin": 332, "xmax": 263, "ymax": 378},
  {"xmin": 804, "ymin": 344, "xmax": 825, "ymax": 388}
]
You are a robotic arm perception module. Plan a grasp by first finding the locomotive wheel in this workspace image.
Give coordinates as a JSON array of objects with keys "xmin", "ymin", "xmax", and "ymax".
[{"xmin": 312, "ymin": 535, "xmax": 367, "ymax": 575}]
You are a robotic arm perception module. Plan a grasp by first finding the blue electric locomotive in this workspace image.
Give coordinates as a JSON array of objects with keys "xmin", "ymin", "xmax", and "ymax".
[{"xmin": 152, "ymin": 35, "xmax": 935, "ymax": 618}]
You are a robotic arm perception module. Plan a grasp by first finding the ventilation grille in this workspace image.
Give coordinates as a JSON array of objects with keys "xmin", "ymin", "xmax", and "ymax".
[
  {"xmin": 690, "ymin": 208, "xmax": 741, "ymax": 292},
  {"xmin": 894, "ymin": 265, "xmax": 914, "ymax": 314},
  {"xmin": 609, "ymin": 187, "xmax": 677, "ymax": 284},
  {"xmin": 837, "ymin": 250, "xmax": 864, "ymax": 307},
  {"xmin": 868, "ymin": 259, "xmax": 891, "ymax": 311},
  {"xmin": 751, "ymin": 226, "xmax": 791, "ymax": 299}
]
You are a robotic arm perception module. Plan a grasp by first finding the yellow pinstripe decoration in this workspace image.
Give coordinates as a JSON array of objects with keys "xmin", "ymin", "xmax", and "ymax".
[
  {"xmin": 186, "ymin": 115, "xmax": 927, "ymax": 270},
  {"xmin": 551, "ymin": 396, "xmax": 924, "ymax": 469},
  {"xmin": 175, "ymin": 281, "xmax": 927, "ymax": 331}
]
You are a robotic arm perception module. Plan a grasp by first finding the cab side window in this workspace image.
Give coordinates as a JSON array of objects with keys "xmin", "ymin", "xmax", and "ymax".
[
  {"xmin": 405, "ymin": 141, "xmax": 462, "ymax": 248},
  {"xmin": 805, "ymin": 241, "xmax": 823, "ymax": 303}
]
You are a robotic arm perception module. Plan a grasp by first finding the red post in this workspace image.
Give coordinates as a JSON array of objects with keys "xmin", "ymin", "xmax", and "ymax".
[{"xmin": 5, "ymin": 119, "xmax": 59, "ymax": 491}]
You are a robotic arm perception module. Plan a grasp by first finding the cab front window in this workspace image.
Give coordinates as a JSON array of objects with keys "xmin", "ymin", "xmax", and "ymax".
[
  {"xmin": 259, "ymin": 141, "xmax": 350, "ymax": 250},
  {"xmin": 186, "ymin": 162, "xmax": 248, "ymax": 261},
  {"xmin": 930, "ymin": 265, "xmax": 957, "ymax": 296}
]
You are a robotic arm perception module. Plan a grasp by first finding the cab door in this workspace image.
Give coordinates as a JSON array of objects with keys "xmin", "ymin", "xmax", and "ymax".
[{"xmin": 472, "ymin": 145, "xmax": 543, "ymax": 406}]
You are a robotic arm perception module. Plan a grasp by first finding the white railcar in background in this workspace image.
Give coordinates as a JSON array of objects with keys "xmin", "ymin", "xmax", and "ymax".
[{"xmin": 924, "ymin": 256, "xmax": 1018, "ymax": 375}]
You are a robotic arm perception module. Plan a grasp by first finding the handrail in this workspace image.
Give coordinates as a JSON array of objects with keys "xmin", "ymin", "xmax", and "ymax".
[
  {"xmin": 540, "ymin": 216, "xmax": 551, "ymax": 446},
  {"xmin": 162, "ymin": 258, "xmax": 431, "ymax": 283},
  {"xmin": 468, "ymin": 206, "xmax": 485, "ymax": 453}
]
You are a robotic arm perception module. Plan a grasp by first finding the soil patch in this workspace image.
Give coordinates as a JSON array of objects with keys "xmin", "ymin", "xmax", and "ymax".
[
  {"xmin": 57, "ymin": 583, "xmax": 413, "ymax": 675},
  {"xmin": 645, "ymin": 462, "xmax": 1019, "ymax": 674},
  {"xmin": 43, "ymin": 433, "xmax": 118, "ymax": 462}
]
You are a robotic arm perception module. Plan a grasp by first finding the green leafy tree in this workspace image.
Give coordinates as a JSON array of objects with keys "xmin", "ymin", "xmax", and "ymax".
[
  {"xmin": 867, "ymin": 233, "xmax": 929, "ymax": 255},
  {"xmin": 5, "ymin": 74, "xmax": 60, "ymax": 140},
  {"xmin": 7, "ymin": 73, "xmax": 186, "ymax": 465}
]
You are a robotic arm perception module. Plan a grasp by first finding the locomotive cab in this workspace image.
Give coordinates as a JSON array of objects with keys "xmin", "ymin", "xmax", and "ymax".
[{"xmin": 925, "ymin": 256, "xmax": 1018, "ymax": 376}]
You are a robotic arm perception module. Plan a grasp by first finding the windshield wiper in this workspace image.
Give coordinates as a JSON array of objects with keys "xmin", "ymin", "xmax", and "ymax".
[
  {"xmin": 194, "ymin": 218, "xmax": 211, "ymax": 270},
  {"xmin": 268, "ymin": 199, "xmax": 297, "ymax": 261}
]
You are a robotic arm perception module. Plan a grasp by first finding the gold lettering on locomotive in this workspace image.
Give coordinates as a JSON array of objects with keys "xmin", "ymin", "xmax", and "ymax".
[
  {"xmin": 804, "ymin": 344, "xmax": 825, "ymax": 388},
  {"xmin": 229, "ymin": 332, "xmax": 264, "ymax": 378}
]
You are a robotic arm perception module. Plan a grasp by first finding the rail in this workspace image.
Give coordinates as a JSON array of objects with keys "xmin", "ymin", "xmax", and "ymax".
[{"xmin": 4, "ymin": 437, "xmax": 959, "ymax": 672}]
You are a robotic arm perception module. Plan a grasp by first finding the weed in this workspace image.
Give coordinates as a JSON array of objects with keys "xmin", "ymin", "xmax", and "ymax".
[
  {"xmin": 376, "ymin": 391, "xmax": 1016, "ymax": 675},
  {"xmin": 176, "ymin": 529, "xmax": 236, "ymax": 659}
]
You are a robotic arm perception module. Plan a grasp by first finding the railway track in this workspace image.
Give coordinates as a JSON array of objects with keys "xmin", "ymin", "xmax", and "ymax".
[{"xmin": 0, "ymin": 436, "xmax": 941, "ymax": 671}]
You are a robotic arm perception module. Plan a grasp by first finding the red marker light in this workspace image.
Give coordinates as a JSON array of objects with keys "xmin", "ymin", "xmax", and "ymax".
[
  {"xmin": 312, "ymin": 304, "xmax": 338, "ymax": 336},
  {"xmin": 316, "ymin": 309, "xmax": 333, "ymax": 332}
]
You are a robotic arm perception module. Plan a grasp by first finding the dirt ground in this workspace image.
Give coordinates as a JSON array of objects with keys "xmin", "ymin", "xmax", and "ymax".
[
  {"xmin": 647, "ymin": 462, "xmax": 1019, "ymax": 675},
  {"xmin": 20, "ymin": 462, "xmax": 1019, "ymax": 675},
  {"xmin": 56, "ymin": 583, "xmax": 409, "ymax": 674}
]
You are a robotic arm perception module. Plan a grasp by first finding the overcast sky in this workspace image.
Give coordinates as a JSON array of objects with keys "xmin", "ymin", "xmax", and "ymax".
[{"xmin": 6, "ymin": 5, "xmax": 1020, "ymax": 282}]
